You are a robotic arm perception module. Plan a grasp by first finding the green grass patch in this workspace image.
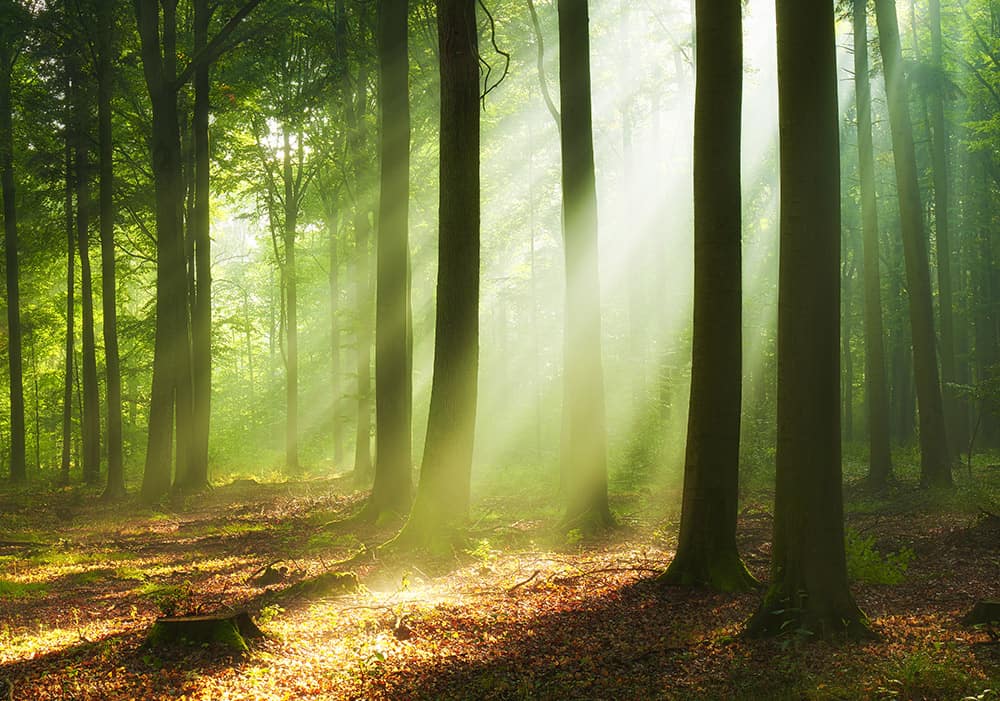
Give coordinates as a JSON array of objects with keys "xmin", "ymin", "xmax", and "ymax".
[{"xmin": 0, "ymin": 578, "xmax": 48, "ymax": 599}]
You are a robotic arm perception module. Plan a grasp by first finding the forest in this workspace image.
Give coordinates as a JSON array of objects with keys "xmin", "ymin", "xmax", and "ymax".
[{"xmin": 0, "ymin": 0, "xmax": 998, "ymax": 698}]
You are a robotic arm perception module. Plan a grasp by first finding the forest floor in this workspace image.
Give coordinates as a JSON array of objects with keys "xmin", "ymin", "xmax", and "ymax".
[{"xmin": 0, "ymin": 462, "xmax": 998, "ymax": 700}]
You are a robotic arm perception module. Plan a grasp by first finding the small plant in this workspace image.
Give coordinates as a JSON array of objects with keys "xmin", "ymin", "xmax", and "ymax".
[
  {"xmin": 876, "ymin": 651, "xmax": 972, "ymax": 700},
  {"xmin": 844, "ymin": 528, "xmax": 913, "ymax": 584},
  {"xmin": 467, "ymin": 538, "xmax": 493, "ymax": 566},
  {"xmin": 257, "ymin": 604, "xmax": 284, "ymax": 626}
]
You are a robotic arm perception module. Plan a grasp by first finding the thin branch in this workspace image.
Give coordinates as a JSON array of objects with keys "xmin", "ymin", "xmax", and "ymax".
[
  {"xmin": 477, "ymin": 0, "xmax": 510, "ymax": 105},
  {"xmin": 525, "ymin": 0, "xmax": 559, "ymax": 130}
]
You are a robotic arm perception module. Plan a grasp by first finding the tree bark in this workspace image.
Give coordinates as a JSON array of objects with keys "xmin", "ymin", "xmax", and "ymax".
[
  {"xmin": 748, "ymin": 0, "xmax": 868, "ymax": 638},
  {"xmin": 97, "ymin": 0, "xmax": 125, "ymax": 499},
  {"xmin": 72, "ymin": 58, "xmax": 101, "ymax": 486},
  {"xmin": 60, "ymin": 114, "xmax": 75, "ymax": 487},
  {"xmin": 136, "ymin": 0, "xmax": 190, "ymax": 501},
  {"xmin": 853, "ymin": 0, "xmax": 893, "ymax": 486},
  {"xmin": 181, "ymin": 0, "xmax": 212, "ymax": 493},
  {"xmin": 557, "ymin": 0, "xmax": 612, "ymax": 532},
  {"xmin": 282, "ymin": 129, "xmax": 299, "ymax": 475},
  {"xmin": 367, "ymin": 0, "xmax": 413, "ymax": 519},
  {"xmin": 395, "ymin": 0, "xmax": 479, "ymax": 549},
  {"xmin": 1, "ymin": 39, "xmax": 25, "ymax": 483},
  {"xmin": 874, "ymin": 0, "xmax": 952, "ymax": 488},
  {"xmin": 659, "ymin": 0, "xmax": 755, "ymax": 592},
  {"xmin": 928, "ymin": 0, "xmax": 964, "ymax": 457}
]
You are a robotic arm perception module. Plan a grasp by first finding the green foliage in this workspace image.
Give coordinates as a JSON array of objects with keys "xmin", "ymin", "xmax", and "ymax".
[
  {"xmin": 0, "ymin": 579, "xmax": 47, "ymax": 599},
  {"xmin": 875, "ymin": 651, "xmax": 978, "ymax": 701},
  {"xmin": 844, "ymin": 529, "xmax": 913, "ymax": 585},
  {"xmin": 138, "ymin": 582, "xmax": 193, "ymax": 617},
  {"xmin": 257, "ymin": 604, "xmax": 284, "ymax": 626}
]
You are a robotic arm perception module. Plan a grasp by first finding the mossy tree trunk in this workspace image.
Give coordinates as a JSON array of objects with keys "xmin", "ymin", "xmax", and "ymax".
[
  {"xmin": 748, "ymin": 0, "xmax": 869, "ymax": 638},
  {"xmin": 659, "ymin": 0, "xmax": 755, "ymax": 593}
]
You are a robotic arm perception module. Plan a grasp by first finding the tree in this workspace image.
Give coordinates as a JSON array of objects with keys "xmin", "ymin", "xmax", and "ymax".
[
  {"xmin": 97, "ymin": 0, "xmax": 125, "ymax": 499},
  {"xmin": 134, "ymin": 0, "xmax": 261, "ymax": 500},
  {"xmin": 59, "ymin": 93, "xmax": 74, "ymax": 487},
  {"xmin": 364, "ymin": 0, "xmax": 412, "ymax": 521},
  {"xmin": 928, "ymin": 0, "xmax": 963, "ymax": 457},
  {"xmin": 1, "ymin": 0, "xmax": 26, "ymax": 483},
  {"xmin": 659, "ymin": 0, "xmax": 755, "ymax": 591},
  {"xmin": 557, "ymin": 0, "xmax": 612, "ymax": 532},
  {"xmin": 68, "ymin": 41, "xmax": 101, "ymax": 486},
  {"xmin": 395, "ymin": 0, "xmax": 479, "ymax": 548},
  {"xmin": 183, "ymin": 0, "xmax": 212, "ymax": 493},
  {"xmin": 853, "ymin": 0, "xmax": 892, "ymax": 486},
  {"xmin": 874, "ymin": 0, "xmax": 952, "ymax": 488},
  {"xmin": 748, "ymin": 0, "xmax": 868, "ymax": 637}
]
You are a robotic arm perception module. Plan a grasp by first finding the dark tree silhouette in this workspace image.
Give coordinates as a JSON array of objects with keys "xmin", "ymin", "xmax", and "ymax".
[{"xmin": 659, "ymin": 0, "xmax": 755, "ymax": 592}]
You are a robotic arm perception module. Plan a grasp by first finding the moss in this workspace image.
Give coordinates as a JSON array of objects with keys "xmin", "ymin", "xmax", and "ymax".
[{"xmin": 146, "ymin": 616, "xmax": 250, "ymax": 654}]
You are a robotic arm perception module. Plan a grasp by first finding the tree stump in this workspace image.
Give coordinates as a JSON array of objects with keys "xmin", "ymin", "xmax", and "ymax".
[
  {"xmin": 962, "ymin": 600, "xmax": 1000, "ymax": 626},
  {"xmin": 147, "ymin": 611, "xmax": 264, "ymax": 653}
]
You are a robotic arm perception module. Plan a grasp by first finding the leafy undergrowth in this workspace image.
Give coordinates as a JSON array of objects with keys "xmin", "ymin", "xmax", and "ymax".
[{"xmin": 0, "ymin": 475, "xmax": 997, "ymax": 700}]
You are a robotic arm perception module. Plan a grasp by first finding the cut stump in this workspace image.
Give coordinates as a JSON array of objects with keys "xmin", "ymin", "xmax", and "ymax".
[
  {"xmin": 962, "ymin": 601, "xmax": 1000, "ymax": 626},
  {"xmin": 147, "ymin": 611, "xmax": 264, "ymax": 653}
]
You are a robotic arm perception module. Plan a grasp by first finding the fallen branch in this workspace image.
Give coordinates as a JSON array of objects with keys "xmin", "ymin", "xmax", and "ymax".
[{"xmin": 506, "ymin": 570, "xmax": 541, "ymax": 594}]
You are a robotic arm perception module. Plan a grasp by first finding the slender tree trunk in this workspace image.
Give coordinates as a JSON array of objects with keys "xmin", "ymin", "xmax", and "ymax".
[
  {"xmin": 928, "ymin": 0, "xmax": 964, "ymax": 457},
  {"xmin": 874, "ymin": 0, "xmax": 952, "ymax": 487},
  {"xmin": 183, "ymin": 0, "xmax": 212, "ymax": 492},
  {"xmin": 61, "ymin": 120, "xmax": 75, "ymax": 486},
  {"xmin": 853, "ymin": 0, "xmax": 892, "ymax": 486},
  {"xmin": 136, "ymin": 0, "xmax": 190, "ymax": 500},
  {"xmin": 336, "ymin": 0, "xmax": 374, "ymax": 483},
  {"xmin": 748, "ymin": 0, "xmax": 868, "ymax": 638},
  {"xmin": 659, "ymin": 0, "xmax": 755, "ymax": 592},
  {"xmin": 73, "ymin": 61, "xmax": 101, "ymax": 486},
  {"xmin": 283, "ymin": 129, "xmax": 299, "ymax": 474},
  {"xmin": 396, "ymin": 0, "xmax": 479, "ymax": 548},
  {"xmin": 843, "ymin": 253, "xmax": 855, "ymax": 443},
  {"xmin": 367, "ymin": 0, "xmax": 413, "ymax": 519},
  {"xmin": 2, "ymin": 44, "xmax": 25, "ymax": 483},
  {"xmin": 328, "ymin": 209, "xmax": 343, "ymax": 467},
  {"xmin": 557, "ymin": 0, "xmax": 612, "ymax": 532},
  {"xmin": 97, "ymin": 0, "xmax": 125, "ymax": 499}
]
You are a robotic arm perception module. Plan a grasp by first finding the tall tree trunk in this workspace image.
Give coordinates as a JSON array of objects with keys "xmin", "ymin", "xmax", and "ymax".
[
  {"xmin": 557, "ymin": 0, "xmax": 612, "ymax": 532},
  {"xmin": 367, "ymin": 0, "xmax": 413, "ymax": 519},
  {"xmin": 61, "ymin": 119, "xmax": 75, "ymax": 486},
  {"xmin": 97, "ymin": 0, "xmax": 125, "ymax": 499},
  {"xmin": 2, "ymin": 42, "xmax": 25, "ymax": 483},
  {"xmin": 182, "ymin": 0, "xmax": 212, "ymax": 492},
  {"xmin": 336, "ymin": 0, "xmax": 374, "ymax": 482},
  {"xmin": 395, "ymin": 0, "xmax": 479, "ymax": 548},
  {"xmin": 73, "ymin": 61, "xmax": 101, "ymax": 486},
  {"xmin": 659, "ymin": 0, "xmax": 755, "ymax": 592},
  {"xmin": 283, "ymin": 129, "xmax": 299, "ymax": 474},
  {"xmin": 874, "ymin": 0, "xmax": 952, "ymax": 488},
  {"xmin": 328, "ymin": 209, "xmax": 343, "ymax": 468},
  {"xmin": 136, "ymin": 0, "xmax": 190, "ymax": 500},
  {"xmin": 928, "ymin": 0, "xmax": 964, "ymax": 457},
  {"xmin": 843, "ymin": 253, "xmax": 854, "ymax": 443},
  {"xmin": 853, "ymin": 0, "xmax": 892, "ymax": 486},
  {"xmin": 748, "ymin": 0, "xmax": 868, "ymax": 638}
]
